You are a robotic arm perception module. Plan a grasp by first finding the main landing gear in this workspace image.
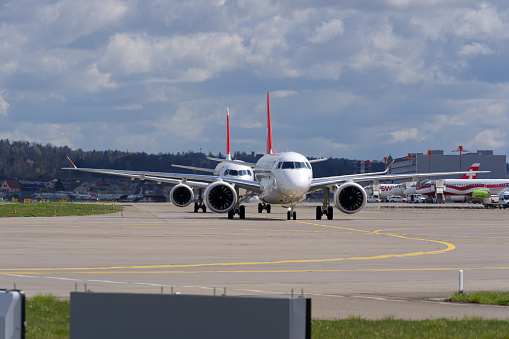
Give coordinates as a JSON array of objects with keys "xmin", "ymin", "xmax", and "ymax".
[
  {"xmin": 257, "ymin": 203, "xmax": 271, "ymax": 213},
  {"xmin": 287, "ymin": 207, "xmax": 296, "ymax": 220},
  {"xmin": 194, "ymin": 202, "xmax": 206, "ymax": 213},
  {"xmin": 315, "ymin": 187, "xmax": 334, "ymax": 220},
  {"xmin": 228, "ymin": 204, "xmax": 246, "ymax": 219},
  {"xmin": 193, "ymin": 189, "xmax": 206, "ymax": 213}
]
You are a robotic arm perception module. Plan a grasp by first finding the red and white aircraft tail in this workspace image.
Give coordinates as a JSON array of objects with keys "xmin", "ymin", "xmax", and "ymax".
[
  {"xmin": 266, "ymin": 91, "xmax": 274, "ymax": 155},
  {"xmin": 461, "ymin": 163, "xmax": 480, "ymax": 179},
  {"xmin": 226, "ymin": 108, "xmax": 232, "ymax": 161}
]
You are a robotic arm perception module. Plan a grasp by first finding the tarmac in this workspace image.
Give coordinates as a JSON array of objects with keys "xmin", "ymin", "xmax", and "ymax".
[{"xmin": 1, "ymin": 201, "xmax": 508, "ymax": 320}]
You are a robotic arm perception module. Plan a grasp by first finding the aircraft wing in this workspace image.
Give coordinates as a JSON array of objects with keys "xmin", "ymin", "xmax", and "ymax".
[
  {"xmin": 309, "ymin": 170, "xmax": 490, "ymax": 192},
  {"xmin": 171, "ymin": 164, "xmax": 215, "ymax": 173},
  {"xmin": 62, "ymin": 163, "xmax": 263, "ymax": 193}
]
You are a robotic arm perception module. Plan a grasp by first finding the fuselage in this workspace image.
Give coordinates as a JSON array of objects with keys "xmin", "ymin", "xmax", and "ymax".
[
  {"xmin": 255, "ymin": 152, "xmax": 313, "ymax": 205},
  {"xmin": 214, "ymin": 162, "xmax": 254, "ymax": 181},
  {"xmin": 416, "ymin": 179, "xmax": 509, "ymax": 199},
  {"xmin": 364, "ymin": 184, "xmax": 405, "ymax": 198}
]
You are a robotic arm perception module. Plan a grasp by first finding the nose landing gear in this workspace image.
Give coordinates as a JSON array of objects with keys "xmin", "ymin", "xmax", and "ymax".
[
  {"xmin": 257, "ymin": 203, "xmax": 271, "ymax": 213},
  {"xmin": 228, "ymin": 204, "xmax": 246, "ymax": 219},
  {"xmin": 287, "ymin": 207, "xmax": 296, "ymax": 220}
]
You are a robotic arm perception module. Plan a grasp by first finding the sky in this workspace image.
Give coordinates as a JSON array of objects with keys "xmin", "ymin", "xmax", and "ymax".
[{"xmin": 1, "ymin": 1, "xmax": 509, "ymax": 161}]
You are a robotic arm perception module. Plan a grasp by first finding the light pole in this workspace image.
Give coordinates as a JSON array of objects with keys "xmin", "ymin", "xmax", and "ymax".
[
  {"xmin": 452, "ymin": 146, "xmax": 469, "ymax": 172},
  {"xmin": 405, "ymin": 153, "xmax": 414, "ymax": 174}
]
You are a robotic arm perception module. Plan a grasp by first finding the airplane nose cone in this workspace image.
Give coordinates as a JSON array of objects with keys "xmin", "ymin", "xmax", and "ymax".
[{"xmin": 277, "ymin": 171, "xmax": 311, "ymax": 197}]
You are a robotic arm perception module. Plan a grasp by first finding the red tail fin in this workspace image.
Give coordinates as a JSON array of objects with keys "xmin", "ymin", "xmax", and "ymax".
[
  {"xmin": 460, "ymin": 162, "xmax": 481, "ymax": 179},
  {"xmin": 266, "ymin": 92, "xmax": 274, "ymax": 154},
  {"xmin": 226, "ymin": 108, "xmax": 231, "ymax": 160},
  {"xmin": 461, "ymin": 163, "xmax": 480, "ymax": 179}
]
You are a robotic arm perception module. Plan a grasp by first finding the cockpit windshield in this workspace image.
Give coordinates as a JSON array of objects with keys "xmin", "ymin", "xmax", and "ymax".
[
  {"xmin": 277, "ymin": 162, "xmax": 311, "ymax": 169},
  {"xmin": 224, "ymin": 169, "xmax": 252, "ymax": 176}
]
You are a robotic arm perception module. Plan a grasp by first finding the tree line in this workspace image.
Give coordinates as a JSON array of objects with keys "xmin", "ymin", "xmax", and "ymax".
[{"xmin": 0, "ymin": 139, "xmax": 383, "ymax": 181}]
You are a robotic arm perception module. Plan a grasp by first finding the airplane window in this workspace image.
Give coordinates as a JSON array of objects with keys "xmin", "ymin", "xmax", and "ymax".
[
  {"xmin": 295, "ymin": 162, "xmax": 304, "ymax": 169},
  {"xmin": 224, "ymin": 170, "xmax": 229, "ymax": 175},
  {"xmin": 306, "ymin": 162, "xmax": 311, "ymax": 169},
  {"xmin": 277, "ymin": 162, "xmax": 283, "ymax": 169},
  {"xmin": 282, "ymin": 162, "xmax": 294, "ymax": 169},
  {"xmin": 230, "ymin": 170, "xmax": 239, "ymax": 176}
]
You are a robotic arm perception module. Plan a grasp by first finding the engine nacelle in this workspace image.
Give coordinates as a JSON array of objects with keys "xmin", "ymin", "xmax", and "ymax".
[
  {"xmin": 334, "ymin": 182, "xmax": 366, "ymax": 214},
  {"xmin": 204, "ymin": 181, "xmax": 237, "ymax": 213},
  {"xmin": 170, "ymin": 184, "xmax": 194, "ymax": 207}
]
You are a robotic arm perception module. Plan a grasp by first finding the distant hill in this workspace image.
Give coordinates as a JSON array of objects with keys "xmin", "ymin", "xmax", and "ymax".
[{"xmin": 0, "ymin": 139, "xmax": 383, "ymax": 181}]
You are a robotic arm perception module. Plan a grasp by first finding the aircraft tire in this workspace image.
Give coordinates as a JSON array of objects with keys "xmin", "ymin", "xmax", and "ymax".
[
  {"xmin": 292, "ymin": 211, "xmax": 296, "ymax": 220},
  {"xmin": 327, "ymin": 206, "xmax": 333, "ymax": 220},
  {"xmin": 228, "ymin": 210, "xmax": 234, "ymax": 219},
  {"xmin": 267, "ymin": 204, "xmax": 271, "ymax": 213},
  {"xmin": 287, "ymin": 211, "xmax": 291, "ymax": 220},
  {"xmin": 316, "ymin": 206, "xmax": 322, "ymax": 220},
  {"xmin": 239, "ymin": 205, "xmax": 245, "ymax": 219}
]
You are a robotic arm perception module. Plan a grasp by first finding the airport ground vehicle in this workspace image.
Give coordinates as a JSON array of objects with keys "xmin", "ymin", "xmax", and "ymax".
[
  {"xmin": 388, "ymin": 195, "xmax": 407, "ymax": 203},
  {"xmin": 498, "ymin": 191, "xmax": 509, "ymax": 209},
  {"xmin": 366, "ymin": 196, "xmax": 380, "ymax": 203},
  {"xmin": 406, "ymin": 194, "xmax": 426, "ymax": 203},
  {"xmin": 483, "ymin": 195, "xmax": 499, "ymax": 209}
]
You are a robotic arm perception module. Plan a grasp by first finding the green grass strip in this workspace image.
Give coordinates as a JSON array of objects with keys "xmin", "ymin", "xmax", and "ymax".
[
  {"xmin": 0, "ymin": 202, "xmax": 122, "ymax": 217},
  {"xmin": 26, "ymin": 295, "xmax": 69, "ymax": 339},
  {"xmin": 24, "ymin": 295, "xmax": 509, "ymax": 339},
  {"xmin": 447, "ymin": 291, "xmax": 509, "ymax": 306}
]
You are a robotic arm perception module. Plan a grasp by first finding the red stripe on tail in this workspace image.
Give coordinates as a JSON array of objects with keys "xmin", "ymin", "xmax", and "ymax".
[
  {"xmin": 226, "ymin": 108, "xmax": 231, "ymax": 160},
  {"xmin": 266, "ymin": 92, "xmax": 274, "ymax": 155}
]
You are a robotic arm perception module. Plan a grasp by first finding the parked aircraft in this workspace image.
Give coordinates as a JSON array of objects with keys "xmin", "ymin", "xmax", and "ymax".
[
  {"xmin": 415, "ymin": 177, "xmax": 509, "ymax": 202},
  {"xmin": 63, "ymin": 92, "xmax": 484, "ymax": 220},
  {"xmin": 403, "ymin": 163, "xmax": 482, "ymax": 196}
]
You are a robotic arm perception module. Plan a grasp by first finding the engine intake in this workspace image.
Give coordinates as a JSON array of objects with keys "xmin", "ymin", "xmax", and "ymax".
[
  {"xmin": 170, "ymin": 184, "xmax": 194, "ymax": 207},
  {"xmin": 204, "ymin": 181, "xmax": 237, "ymax": 213},
  {"xmin": 334, "ymin": 182, "xmax": 366, "ymax": 214}
]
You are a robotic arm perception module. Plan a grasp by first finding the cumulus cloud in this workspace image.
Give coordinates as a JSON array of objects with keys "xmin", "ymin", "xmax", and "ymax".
[
  {"xmin": 469, "ymin": 129, "xmax": 506, "ymax": 149},
  {"xmin": 411, "ymin": 3, "xmax": 509, "ymax": 40},
  {"xmin": 389, "ymin": 128, "xmax": 422, "ymax": 143},
  {"xmin": 458, "ymin": 42, "xmax": 495, "ymax": 56},
  {"xmin": 307, "ymin": 19, "xmax": 345, "ymax": 43},
  {"xmin": 100, "ymin": 32, "xmax": 247, "ymax": 82}
]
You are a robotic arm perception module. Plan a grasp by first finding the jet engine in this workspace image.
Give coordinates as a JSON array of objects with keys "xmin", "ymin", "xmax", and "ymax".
[
  {"xmin": 204, "ymin": 181, "xmax": 237, "ymax": 213},
  {"xmin": 170, "ymin": 184, "xmax": 194, "ymax": 207},
  {"xmin": 334, "ymin": 182, "xmax": 366, "ymax": 214}
]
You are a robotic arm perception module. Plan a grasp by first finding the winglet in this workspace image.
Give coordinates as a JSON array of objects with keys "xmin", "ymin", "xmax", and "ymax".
[
  {"xmin": 226, "ymin": 108, "xmax": 231, "ymax": 161},
  {"xmin": 67, "ymin": 156, "xmax": 77, "ymax": 169},
  {"xmin": 384, "ymin": 160, "xmax": 394, "ymax": 173},
  {"xmin": 266, "ymin": 91, "xmax": 274, "ymax": 155}
]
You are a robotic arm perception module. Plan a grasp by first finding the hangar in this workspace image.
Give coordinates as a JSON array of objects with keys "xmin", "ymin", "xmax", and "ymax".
[{"xmin": 388, "ymin": 149, "xmax": 506, "ymax": 181}]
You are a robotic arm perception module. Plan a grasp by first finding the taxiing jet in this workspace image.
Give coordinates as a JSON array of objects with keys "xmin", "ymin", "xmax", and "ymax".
[
  {"xmin": 170, "ymin": 109, "xmax": 255, "ymax": 213},
  {"xmin": 63, "ymin": 92, "xmax": 485, "ymax": 220}
]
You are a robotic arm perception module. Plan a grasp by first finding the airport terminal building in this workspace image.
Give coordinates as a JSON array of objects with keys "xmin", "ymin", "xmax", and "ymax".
[{"xmin": 388, "ymin": 150, "xmax": 507, "ymax": 181}]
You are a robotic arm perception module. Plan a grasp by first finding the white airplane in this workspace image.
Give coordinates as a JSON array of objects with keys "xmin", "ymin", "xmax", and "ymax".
[
  {"xmin": 404, "ymin": 163, "xmax": 481, "ymax": 196},
  {"xmin": 170, "ymin": 109, "xmax": 255, "ymax": 213},
  {"xmin": 415, "ymin": 176, "xmax": 509, "ymax": 203},
  {"xmin": 63, "ymin": 92, "xmax": 485, "ymax": 220}
]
